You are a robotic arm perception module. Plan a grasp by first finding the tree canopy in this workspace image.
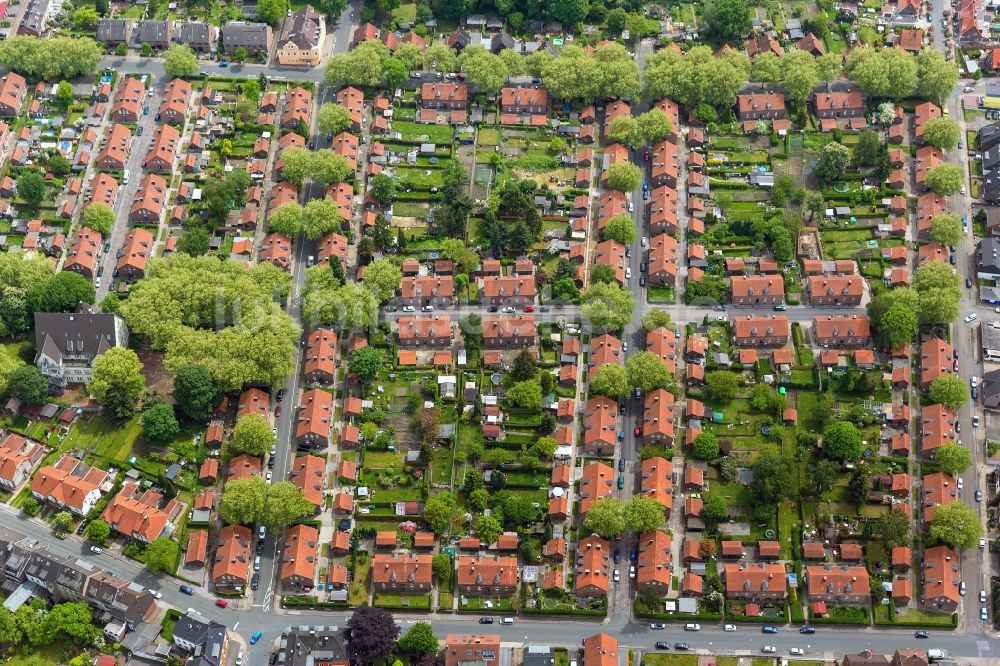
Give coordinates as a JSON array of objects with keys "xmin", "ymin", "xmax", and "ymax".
[
  {"xmin": 590, "ymin": 364, "xmax": 630, "ymax": 398},
  {"xmin": 929, "ymin": 501, "xmax": 981, "ymax": 549},
  {"xmin": 90, "ymin": 348, "xmax": 145, "ymax": 420},
  {"xmin": 922, "ymin": 117, "xmax": 960, "ymax": 150},
  {"xmin": 348, "ymin": 607, "xmax": 400, "ymax": 660},
  {"xmin": 141, "ymin": 401, "xmax": 179, "ymax": 443},
  {"xmin": 934, "ymin": 441, "xmax": 973, "ymax": 476},
  {"xmin": 605, "ymin": 160, "xmax": 642, "ymax": 193},
  {"xmin": 172, "ymin": 364, "xmax": 217, "ymax": 422},
  {"xmin": 229, "ymin": 413, "xmax": 276, "ymax": 457},
  {"xmin": 643, "ymin": 46, "xmax": 750, "ymax": 110},
  {"xmin": 164, "ymin": 45, "xmax": 199, "ymax": 78},
  {"xmin": 822, "ymin": 421, "xmax": 864, "ymax": 461},
  {"xmin": 929, "ymin": 374, "xmax": 968, "ymax": 410},
  {"xmin": 580, "ymin": 282, "xmax": 635, "ymax": 330},
  {"xmin": 120, "ymin": 255, "xmax": 298, "ymax": 392},
  {"xmin": 0, "ymin": 36, "xmax": 102, "ymax": 80},
  {"xmin": 602, "ymin": 214, "xmax": 638, "ymax": 245},
  {"xmin": 924, "ymin": 162, "xmax": 965, "ymax": 196}
]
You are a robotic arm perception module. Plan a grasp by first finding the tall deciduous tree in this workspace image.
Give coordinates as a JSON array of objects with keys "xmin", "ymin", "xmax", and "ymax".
[
  {"xmin": 929, "ymin": 374, "xmax": 968, "ymax": 410},
  {"xmin": 704, "ymin": 0, "xmax": 752, "ymax": 43},
  {"xmin": 583, "ymin": 498, "xmax": 625, "ymax": 537},
  {"xmin": 262, "ymin": 481, "xmax": 315, "ymax": 529},
  {"xmin": 929, "ymin": 501, "xmax": 981, "ymax": 549},
  {"xmin": 623, "ymin": 496, "xmax": 666, "ymax": 532},
  {"xmin": 144, "ymin": 537, "xmax": 179, "ymax": 573},
  {"xmin": 580, "ymin": 282, "xmax": 635, "ymax": 330},
  {"xmin": 229, "ymin": 413, "xmax": 275, "ymax": 457},
  {"xmin": 602, "ymin": 214, "xmax": 638, "ymax": 244},
  {"xmin": 625, "ymin": 351, "xmax": 673, "ymax": 392},
  {"xmin": 604, "ymin": 160, "xmax": 642, "ymax": 192},
  {"xmin": 397, "ymin": 622, "xmax": 439, "ymax": 655},
  {"xmin": 362, "ymin": 259, "xmax": 402, "ymax": 303},
  {"xmin": 141, "ymin": 401, "xmax": 179, "ymax": 442},
  {"xmin": 349, "ymin": 346, "xmax": 382, "ymax": 385},
  {"xmin": 934, "ymin": 441, "xmax": 973, "ymax": 476},
  {"xmin": 922, "ymin": 117, "xmax": 960, "ymax": 150},
  {"xmin": 916, "ymin": 47, "xmax": 960, "ymax": 105},
  {"xmin": 822, "ymin": 421, "xmax": 863, "ymax": 461},
  {"xmin": 82, "ymin": 202, "xmax": 115, "ymax": 235},
  {"xmin": 90, "ymin": 348, "xmax": 145, "ymax": 420},
  {"xmin": 924, "ymin": 163, "xmax": 964, "ymax": 196},
  {"xmin": 316, "ymin": 103, "xmax": 353, "ymax": 135},
  {"xmin": 590, "ymin": 363, "xmax": 630, "ymax": 398},
  {"xmin": 348, "ymin": 607, "xmax": 400, "ymax": 660},
  {"xmin": 219, "ymin": 476, "xmax": 268, "ymax": 525},
  {"xmin": 302, "ymin": 198, "xmax": 342, "ymax": 240},
  {"xmin": 172, "ymin": 364, "xmax": 217, "ymax": 422},
  {"xmin": 929, "ymin": 213, "xmax": 964, "ymax": 245},
  {"xmin": 6, "ymin": 365, "xmax": 48, "ymax": 404},
  {"xmin": 163, "ymin": 45, "xmax": 199, "ymax": 77}
]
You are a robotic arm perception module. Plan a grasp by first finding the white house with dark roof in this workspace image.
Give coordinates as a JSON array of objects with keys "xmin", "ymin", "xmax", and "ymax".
[{"xmin": 33, "ymin": 304, "xmax": 128, "ymax": 390}]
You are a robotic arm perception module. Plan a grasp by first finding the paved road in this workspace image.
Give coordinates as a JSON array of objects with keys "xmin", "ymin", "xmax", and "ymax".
[
  {"xmin": 95, "ymin": 80, "xmax": 163, "ymax": 301},
  {"xmin": 249, "ymin": 0, "xmax": 361, "ymax": 639},
  {"xmin": 2, "ymin": 503, "xmax": 998, "ymax": 658}
]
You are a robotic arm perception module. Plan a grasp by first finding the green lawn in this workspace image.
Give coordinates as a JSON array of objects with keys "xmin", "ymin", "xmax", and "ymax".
[
  {"xmin": 5, "ymin": 645, "xmax": 69, "ymax": 666},
  {"xmin": 643, "ymin": 655, "xmax": 698, "ymax": 666},
  {"xmin": 396, "ymin": 166, "xmax": 445, "ymax": 190},
  {"xmin": 392, "ymin": 120, "xmax": 454, "ymax": 144},
  {"xmin": 478, "ymin": 128, "xmax": 501, "ymax": 145},
  {"xmin": 391, "ymin": 2, "xmax": 417, "ymax": 20},
  {"xmin": 349, "ymin": 557, "xmax": 371, "ymax": 606},
  {"xmin": 365, "ymin": 450, "xmax": 405, "ymax": 468},
  {"xmin": 68, "ymin": 415, "xmax": 142, "ymax": 463}
]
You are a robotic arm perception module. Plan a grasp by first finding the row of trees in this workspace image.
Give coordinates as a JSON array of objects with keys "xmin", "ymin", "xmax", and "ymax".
[
  {"xmin": 869, "ymin": 259, "xmax": 963, "ymax": 346},
  {"xmin": 0, "ymin": 36, "xmax": 102, "ymax": 80},
  {"xmin": 590, "ymin": 351, "xmax": 675, "ymax": 397},
  {"xmin": 268, "ymin": 200, "xmax": 343, "ymax": 241}
]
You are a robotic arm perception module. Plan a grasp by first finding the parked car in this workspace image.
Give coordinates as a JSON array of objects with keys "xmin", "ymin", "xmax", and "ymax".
[
  {"xmin": 914, "ymin": 631, "xmax": 929, "ymax": 639},
  {"xmin": 790, "ymin": 648, "xmax": 805, "ymax": 656},
  {"xmin": 618, "ymin": 458, "xmax": 625, "ymax": 472},
  {"xmin": 683, "ymin": 624, "xmax": 700, "ymax": 632},
  {"xmin": 799, "ymin": 626, "xmax": 816, "ymax": 634},
  {"xmin": 654, "ymin": 642, "xmax": 669, "ymax": 650},
  {"xmin": 89, "ymin": 546, "xmax": 102, "ymax": 554},
  {"xmin": 479, "ymin": 617, "xmax": 494, "ymax": 624},
  {"xmin": 761, "ymin": 646, "xmax": 776, "ymax": 654},
  {"xmin": 215, "ymin": 599, "xmax": 228, "ymax": 608},
  {"xmin": 251, "ymin": 574, "xmax": 260, "ymax": 590},
  {"xmin": 250, "ymin": 631, "xmax": 262, "ymax": 645},
  {"xmin": 649, "ymin": 623, "xmax": 665, "ymax": 630},
  {"xmin": 617, "ymin": 475, "xmax": 625, "ymax": 489},
  {"xmin": 673, "ymin": 644, "xmax": 689, "ymax": 651},
  {"xmin": 723, "ymin": 624, "xmax": 736, "ymax": 632},
  {"xmin": 76, "ymin": 521, "xmax": 88, "ymax": 535},
  {"xmin": 150, "ymin": 590, "xmax": 162, "ymax": 599},
  {"xmin": 179, "ymin": 585, "xmax": 195, "ymax": 595},
  {"xmin": 762, "ymin": 625, "xmax": 778, "ymax": 634}
]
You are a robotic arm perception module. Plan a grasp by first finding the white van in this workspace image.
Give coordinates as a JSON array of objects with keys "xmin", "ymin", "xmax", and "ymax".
[
  {"xmin": 499, "ymin": 617, "xmax": 514, "ymax": 625},
  {"xmin": 122, "ymin": 169, "xmax": 130, "ymax": 184}
]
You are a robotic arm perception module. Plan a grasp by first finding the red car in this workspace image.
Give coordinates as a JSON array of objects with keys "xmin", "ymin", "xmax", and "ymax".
[
  {"xmin": 275, "ymin": 405, "xmax": 281, "ymax": 417},
  {"xmin": 523, "ymin": 306, "xmax": 534, "ymax": 313},
  {"xmin": 215, "ymin": 599, "xmax": 228, "ymax": 608},
  {"xmin": 633, "ymin": 426, "xmax": 641, "ymax": 437}
]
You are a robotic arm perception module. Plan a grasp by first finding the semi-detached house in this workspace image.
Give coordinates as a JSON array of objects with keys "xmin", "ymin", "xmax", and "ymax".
[{"xmin": 295, "ymin": 389, "xmax": 332, "ymax": 449}]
